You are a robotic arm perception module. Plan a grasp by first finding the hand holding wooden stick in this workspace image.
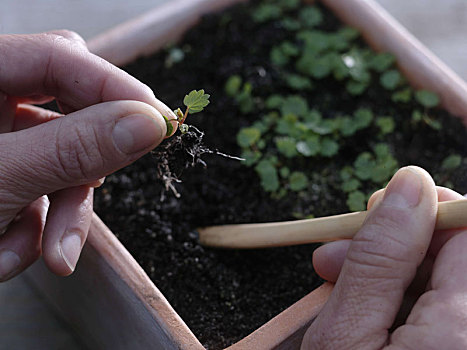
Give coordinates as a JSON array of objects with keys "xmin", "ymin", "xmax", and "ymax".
[{"xmin": 198, "ymin": 199, "xmax": 467, "ymax": 249}]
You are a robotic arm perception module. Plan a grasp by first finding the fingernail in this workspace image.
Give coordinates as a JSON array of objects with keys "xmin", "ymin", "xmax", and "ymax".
[
  {"xmin": 60, "ymin": 232, "xmax": 82, "ymax": 272},
  {"xmin": 0, "ymin": 249, "xmax": 21, "ymax": 281},
  {"xmin": 382, "ymin": 167, "xmax": 422, "ymax": 209},
  {"xmin": 112, "ymin": 114, "xmax": 164, "ymax": 154}
]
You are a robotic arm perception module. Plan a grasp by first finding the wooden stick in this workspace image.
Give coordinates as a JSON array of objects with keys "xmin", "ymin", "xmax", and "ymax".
[{"xmin": 198, "ymin": 199, "xmax": 467, "ymax": 249}]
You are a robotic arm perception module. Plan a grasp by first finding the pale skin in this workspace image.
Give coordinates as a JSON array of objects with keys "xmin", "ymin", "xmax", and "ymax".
[
  {"xmin": 0, "ymin": 30, "xmax": 178, "ymax": 280},
  {"xmin": 302, "ymin": 166, "xmax": 467, "ymax": 349}
]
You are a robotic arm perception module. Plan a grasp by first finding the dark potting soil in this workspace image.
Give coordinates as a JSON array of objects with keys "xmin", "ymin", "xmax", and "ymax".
[{"xmin": 94, "ymin": 2, "xmax": 467, "ymax": 349}]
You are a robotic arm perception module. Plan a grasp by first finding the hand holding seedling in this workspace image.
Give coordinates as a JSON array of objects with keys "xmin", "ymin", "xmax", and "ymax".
[
  {"xmin": 302, "ymin": 166, "xmax": 467, "ymax": 349},
  {"xmin": 0, "ymin": 31, "xmax": 176, "ymax": 281}
]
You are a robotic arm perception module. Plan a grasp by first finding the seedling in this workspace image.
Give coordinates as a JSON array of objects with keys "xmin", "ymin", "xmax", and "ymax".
[{"xmin": 163, "ymin": 89, "xmax": 210, "ymax": 136}]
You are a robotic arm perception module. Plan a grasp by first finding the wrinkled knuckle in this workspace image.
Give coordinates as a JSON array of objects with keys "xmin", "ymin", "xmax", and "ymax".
[
  {"xmin": 53, "ymin": 123, "xmax": 104, "ymax": 182},
  {"xmin": 44, "ymin": 30, "xmax": 86, "ymax": 47}
]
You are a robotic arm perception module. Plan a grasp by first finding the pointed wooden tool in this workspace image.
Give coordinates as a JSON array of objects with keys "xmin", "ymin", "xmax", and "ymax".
[{"xmin": 198, "ymin": 199, "xmax": 467, "ymax": 249}]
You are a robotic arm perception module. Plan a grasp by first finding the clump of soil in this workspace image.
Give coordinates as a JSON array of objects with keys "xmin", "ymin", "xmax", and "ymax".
[{"xmin": 94, "ymin": 1, "xmax": 467, "ymax": 349}]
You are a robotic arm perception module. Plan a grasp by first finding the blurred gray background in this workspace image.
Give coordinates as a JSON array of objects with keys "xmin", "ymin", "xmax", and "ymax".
[{"xmin": 0, "ymin": 0, "xmax": 466, "ymax": 349}]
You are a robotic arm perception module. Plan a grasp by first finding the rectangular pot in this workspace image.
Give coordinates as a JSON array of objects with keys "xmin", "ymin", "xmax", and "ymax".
[{"xmin": 23, "ymin": 0, "xmax": 467, "ymax": 349}]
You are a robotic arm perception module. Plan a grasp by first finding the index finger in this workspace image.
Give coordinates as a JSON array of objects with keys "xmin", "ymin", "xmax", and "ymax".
[{"xmin": 0, "ymin": 32, "xmax": 176, "ymax": 120}]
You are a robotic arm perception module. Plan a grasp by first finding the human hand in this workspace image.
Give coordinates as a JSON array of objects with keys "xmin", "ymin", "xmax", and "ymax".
[
  {"xmin": 302, "ymin": 166, "xmax": 467, "ymax": 349},
  {"xmin": 0, "ymin": 30, "xmax": 177, "ymax": 281}
]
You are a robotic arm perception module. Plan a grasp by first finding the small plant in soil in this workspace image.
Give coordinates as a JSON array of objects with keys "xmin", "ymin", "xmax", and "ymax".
[{"xmin": 155, "ymin": 89, "xmax": 242, "ymax": 198}]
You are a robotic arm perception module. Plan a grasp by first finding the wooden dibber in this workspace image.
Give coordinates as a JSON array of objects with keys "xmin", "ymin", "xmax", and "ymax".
[{"xmin": 198, "ymin": 199, "xmax": 467, "ymax": 249}]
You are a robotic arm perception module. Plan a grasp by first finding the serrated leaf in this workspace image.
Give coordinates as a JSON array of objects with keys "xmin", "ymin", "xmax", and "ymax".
[{"xmin": 183, "ymin": 89, "xmax": 210, "ymax": 114}]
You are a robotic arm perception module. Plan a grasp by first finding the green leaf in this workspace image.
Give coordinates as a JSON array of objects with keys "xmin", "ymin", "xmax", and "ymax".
[
  {"xmin": 241, "ymin": 150, "xmax": 262, "ymax": 166},
  {"xmin": 162, "ymin": 115, "xmax": 174, "ymax": 137},
  {"xmin": 255, "ymin": 159, "xmax": 280, "ymax": 192},
  {"xmin": 296, "ymin": 136, "xmax": 320, "ymax": 156},
  {"xmin": 297, "ymin": 30, "xmax": 330, "ymax": 53},
  {"xmin": 237, "ymin": 127, "xmax": 261, "ymax": 147},
  {"xmin": 320, "ymin": 138, "xmax": 339, "ymax": 157},
  {"xmin": 281, "ymin": 96, "xmax": 309, "ymax": 117},
  {"xmin": 265, "ymin": 95, "xmax": 285, "ymax": 109},
  {"xmin": 225, "ymin": 75, "xmax": 242, "ymax": 97},
  {"xmin": 270, "ymin": 46, "xmax": 290, "ymax": 66},
  {"xmin": 347, "ymin": 191, "xmax": 366, "ymax": 211},
  {"xmin": 354, "ymin": 108, "xmax": 374, "ymax": 129},
  {"xmin": 337, "ymin": 27, "xmax": 360, "ymax": 41},
  {"xmin": 369, "ymin": 52, "xmax": 395, "ymax": 72},
  {"xmin": 342, "ymin": 178, "xmax": 361, "ymax": 193},
  {"xmin": 281, "ymin": 17, "xmax": 301, "ymax": 31},
  {"xmin": 183, "ymin": 89, "xmax": 210, "ymax": 114},
  {"xmin": 299, "ymin": 7, "xmax": 323, "ymax": 27},
  {"xmin": 441, "ymin": 154, "xmax": 462, "ymax": 171},
  {"xmin": 391, "ymin": 88, "xmax": 412, "ymax": 103},
  {"xmin": 354, "ymin": 152, "xmax": 375, "ymax": 180},
  {"xmin": 340, "ymin": 166, "xmax": 354, "ymax": 181},
  {"xmin": 309, "ymin": 56, "xmax": 333, "ymax": 79},
  {"xmin": 339, "ymin": 116, "xmax": 358, "ymax": 136},
  {"xmin": 380, "ymin": 70, "xmax": 401, "ymax": 90},
  {"xmin": 376, "ymin": 116, "xmax": 395, "ymax": 135},
  {"xmin": 289, "ymin": 172, "xmax": 309, "ymax": 191},
  {"xmin": 277, "ymin": 0, "xmax": 300, "ymax": 10},
  {"xmin": 284, "ymin": 73, "xmax": 313, "ymax": 90},
  {"xmin": 346, "ymin": 80, "xmax": 367, "ymax": 95},
  {"xmin": 276, "ymin": 113, "xmax": 298, "ymax": 135},
  {"xmin": 279, "ymin": 167, "xmax": 290, "ymax": 178},
  {"xmin": 252, "ymin": 4, "xmax": 282, "ymax": 23},
  {"xmin": 415, "ymin": 90, "xmax": 440, "ymax": 108},
  {"xmin": 275, "ymin": 137, "xmax": 298, "ymax": 158}
]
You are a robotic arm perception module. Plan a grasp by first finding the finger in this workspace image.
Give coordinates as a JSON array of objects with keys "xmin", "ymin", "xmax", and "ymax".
[
  {"xmin": 0, "ymin": 196, "xmax": 48, "ymax": 282},
  {"xmin": 428, "ymin": 187, "xmax": 466, "ymax": 258},
  {"xmin": 0, "ymin": 100, "xmax": 166, "ymax": 220},
  {"xmin": 42, "ymin": 186, "xmax": 92, "ymax": 276},
  {"xmin": 12, "ymin": 104, "xmax": 105, "ymax": 188},
  {"xmin": 302, "ymin": 166, "xmax": 437, "ymax": 349},
  {"xmin": 0, "ymin": 32, "xmax": 177, "ymax": 122},
  {"xmin": 312, "ymin": 186, "xmax": 463, "ymax": 284},
  {"xmin": 13, "ymin": 104, "xmax": 62, "ymax": 131},
  {"xmin": 367, "ymin": 188, "xmax": 385, "ymax": 210},
  {"xmin": 312, "ymin": 240, "xmax": 351, "ymax": 282},
  {"xmin": 14, "ymin": 95, "xmax": 55, "ymax": 105},
  {"xmin": 0, "ymin": 92, "xmax": 17, "ymax": 133},
  {"xmin": 389, "ymin": 230, "xmax": 467, "ymax": 349}
]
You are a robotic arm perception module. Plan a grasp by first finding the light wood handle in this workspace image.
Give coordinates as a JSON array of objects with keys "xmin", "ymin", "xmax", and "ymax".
[{"xmin": 198, "ymin": 199, "xmax": 467, "ymax": 248}]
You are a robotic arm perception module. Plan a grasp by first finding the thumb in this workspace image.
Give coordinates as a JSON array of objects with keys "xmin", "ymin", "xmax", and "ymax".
[
  {"xmin": 0, "ymin": 100, "xmax": 166, "ymax": 206},
  {"xmin": 302, "ymin": 166, "xmax": 437, "ymax": 349}
]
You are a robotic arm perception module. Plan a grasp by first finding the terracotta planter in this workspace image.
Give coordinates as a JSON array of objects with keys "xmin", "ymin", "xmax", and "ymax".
[{"xmin": 23, "ymin": 0, "xmax": 467, "ymax": 349}]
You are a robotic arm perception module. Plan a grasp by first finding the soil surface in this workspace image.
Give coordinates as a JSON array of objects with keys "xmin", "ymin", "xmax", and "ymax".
[{"xmin": 94, "ymin": 2, "xmax": 467, "ymax": 349}]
